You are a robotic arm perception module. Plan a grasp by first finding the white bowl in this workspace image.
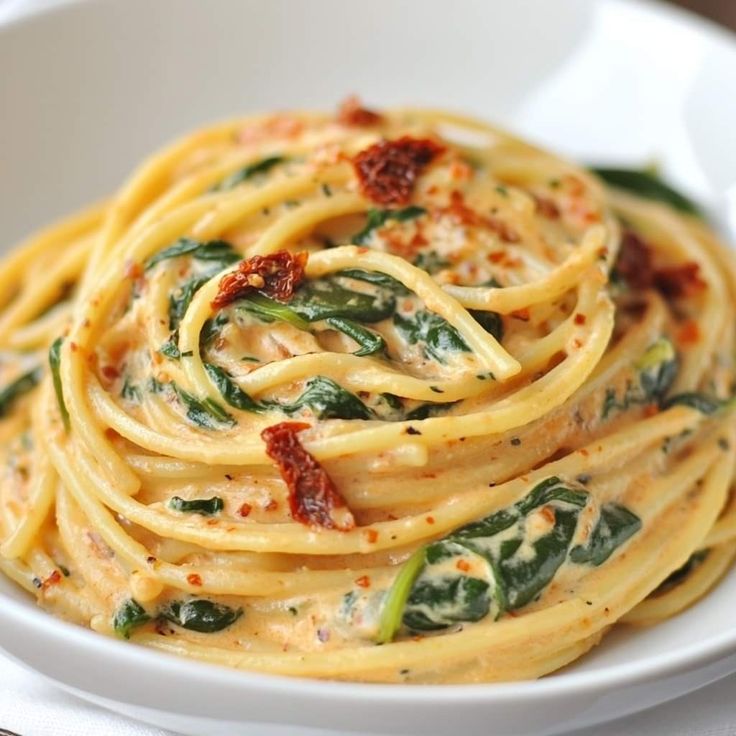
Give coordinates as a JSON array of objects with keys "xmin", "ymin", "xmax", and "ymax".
[{"xmin": 1, "ymin": 1, "xmax": 736, "ymax": 734}]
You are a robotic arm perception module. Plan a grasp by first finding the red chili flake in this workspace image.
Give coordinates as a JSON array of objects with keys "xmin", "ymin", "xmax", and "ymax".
[
  {"xmin": 353, "ymin": 136, "xmax": 445, "ymax": 206},
  {"xmin": 677, "ymin": 319, "xmax": 700, "ymax": 345},
  {"xmin": 654, "ymin": 263, "xmax": 706, "ymax": 299},
  {"xmin": 426, "ymin": 516, "xmax": 435, "ymax": 525},
  {"xmin": 40, "ymin": 570, "xmax": 62, "ymax": 591},
  {"xmin": 365, "ymin": 528, "xmax": 379, "ymax": 544},
  {"xmin": 574, "ymin": 313, "xmax": 587, "ymax": 326},
  {"xmin": 643, "ymin": 404, "xmax": 660, "ymax": 417},
  {"xmin": 101, "ymin": 365, "xmax": 120, "ymax": 381},
  {"xmin": 511, "ymin": 308, "xmax": 531, "ymax": 322},
  {"xmin": 187, "ymin": 573, "xmax": 203, "ymax": 587},
  {"xmin": 238, "ymin": 502, "xmax": 252, "ymax": 518},
  {"xmin": 355, "ymin": 575, "xmax": 371, "ymax": 588},
  {"xmin": 533, "ymin": 194, "xmax": 561, "ymax": 220},
  {"xmin": 438, "ymin": 191, "xmax": 519, "ymax": 243},
  {"xmin": 211, "ymin": 251, "xmax": 308, "ymax": 310},
  {"xmin": 456, "ymin": 559, "xmax": 471, "ymax": 572},
  {"xmin": 124, "ymin": 260, "xmax": 143, "ymax": 280},
  {"xmin": 261, "ymin": 422, "xmax": 355, "ymax": 531},
  {"xmin": 540, "ymin": 506, "xmax": 556, "ymax": 524},
  {"xmin": 264, "ymin": 499, "xmax": 279, "ymax": 512},
  {"xmin": 337, "ymin": 96, "xmax": 383, "ymax": 127}
]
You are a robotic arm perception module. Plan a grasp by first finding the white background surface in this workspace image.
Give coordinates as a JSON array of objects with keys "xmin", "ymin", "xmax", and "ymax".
[{"xmin": 1, "ymin": 0, "xmax": 735, "ymax": 734}]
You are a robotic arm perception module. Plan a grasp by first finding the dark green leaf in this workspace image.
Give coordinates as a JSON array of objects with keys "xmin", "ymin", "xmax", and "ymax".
[
  {"xmin": 326, "ymin": 317, "xmax": 386, "ymax": 356},
  {"xmin": 212, "ymin": 156, "xmax": 286, "ymax": 192},
  {"xmin": 569, "ymin": 502, "xmax": 642, "ymax": 566},
  {"xmin": 470, "ymin": 310, "xmax": 504, "ymax": 342},
  {"xmin": 290, "ymin": 278, "xmax": 396, "ymax": 323},
  {"xmin": 636, "ymin": 338, "xmax": 678, "ymax": 401},
  {"xmin": 412, "ymin": 251, "xmax": 450, "ymax": 274},
  {"xmin": 0, "ymin": 367, "xmax": 41, "ymax": 418},
  {"xmin": 121, "ymin": 377, "xmax": 142, "ymax": 403},
  {"xmin": 49, "ymin": 337, "xmax": 69, "ymax": 430},
  {"xmin": 169, "ymin": 276, "xmax": 210, "ymax": 331},
  {"xmin": 168, "ymin": 495, "xmax": 224, "ymax": 515},
  {"xmin": 352, "ymin": 206, "xmax": 426, "ymax": 245},
  {"xmin": 337, "ymin": 269, "xmax": 410, "ymax": 295},
  {"xmin": 204, "ymin": 363, "xmax": 265, "ymax": 413},
  {"xmin": 160, "ymin": 334, "xmax": 181, "ymax": 360},
  {"xmin": 161, "ymin": 599, "xmax": 243, "ymax": 632},
  {"xmin": 592, "ymin": 167, "xmax": 701, "ymax": 216},
  {"xmin": 200, "ymin": 313, "xmax": 229, "ymax": 349},
  {"xmin": 661, "ymin": 392, "xmax": 723, "ymax": 414},
  {"xmin": 113, "ymin": 599, "xmax": 151, "ymax": 639},
  {"xmin": 280, "ymin": 376, "xmax": 373, "ymax": 420},
  {"xmin": 145, "ymin": 238, "xmax": 240, "ymax": 271},
  {"xmin": 403, "ymin": 574, "xmax": 490, "ymax": 631},
  {"xmin": 238, "ymin": 293, "xmax": 310, "ymax": 330},
  {"xmin": 174, "ymin": 385, "xmax": 236, "ymax": 429},
  {"xmin": 404, "ymin": 401, "xmax": 458, "ymax": 420},
  {"xmin": 394, "ymin": 310, "xmax": 470, "ymax": 363},
  {"xmin": 654, "ymin": 549, "xmax": 709, "ymax": 594}
]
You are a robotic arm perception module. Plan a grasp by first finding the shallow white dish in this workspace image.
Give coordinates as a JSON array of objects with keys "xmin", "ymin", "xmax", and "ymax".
[{"xmin": 1, "ymin": 0, "xmax": 736, "ymax": 734}]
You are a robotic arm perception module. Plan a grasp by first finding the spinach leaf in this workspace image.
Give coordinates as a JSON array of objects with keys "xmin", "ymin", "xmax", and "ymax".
[
  {"xmin": 168, "ymin": 495, "xmax": 224, "ymax": 515},
  {"xmin": 469, "ymin": 310, "xmax": 504, "ymax": 342},
  {"xmin": 591, "ymin": 167, "xmax": 700, "ymax": 216},
  {"xmin": 403, "ymin": 574, "xmax": 491, "ymax": 632},
  {"xmin": 654, "ymin": 549, "xmax": 709, "ymax": 594},
  {"xmin": 238, "ymin": 293, "xmax": 310, "ymax": 330},
  {"xmin": 661, "ymin": 392, "xmax": 723, "ymax": 414},
  {"xmin": 204, "ymin": 363, "xmax": 265, "ymax": 413},
  {"xmin": 159, "ymin": 333, "xmax": 181, "ymax": 360},
  {"xmin": 113, "ymin": 599, "xmax": 151, "ymax": 639},
  {"xmin": 404, "ymin": 401, "xmax": 458, "ymax": 421},
  {"xmin": 290, "ymin": 278, "xmax": 396, "ymax": 323},
  {"xmin": 280, "ymin": 376, "xmax": 373, "ymax": 420},
  {"xmin": 636, "ymin": 337, "xmax": 678, "ymax": 401},
  {"xmin": 352, "ymin": 206, "xmax": 426, "ymax": 245},
  {"xmin": 0, "ymin": 367, "xmax": 41, "ymax": 418},
  {"xmin": 200, "ymin": 312, "xmax": 229, "ymax": 349},
  {"xmin": 169, "ymin": 276, "xmax": 210, "ymax": 331},
  {"xmin": 337, "ymin": 269, "xmax": 410, "ymax": 295},
  {"xmin": 394, "ymin": 310, "xmax": 470, "ymax": 363},
  {"xmin": 380, "ymin": 477, "xmax": 639, "ymax": 641},
  {"xmin": 569, "ymin": 502, "xmax": 642, "ymax": 566},
  {"xmin": 413, "ymin": 251, "xmax": 450, "ymax": 274},
  {"xmin": 145, "ymin": 238, "xmax": 240, "ymax": 271},
  {"xmin": 326, "ymin": 317, "xmax": 386, "ymax": 356},
  {"xmin": 49, "ymin": 337, "xmax": 69, "ymax": 430},
  {"xmin": 121, "ymin": 377, "xmax": 142, "ymax": 403},
  {"xmin": 212, "ymin": 156, "xmax": 286, "ymax": 192},
  {"xmin": 603, "ymin": 338, "xmax": 678, "ymax": 418},
  {"xmin": 160, "ymin": 599, "xmax": 243, "ymax": 632},
  {"xmin": 174, "ymin": 385, "xmax": 236, "ymax": 429}
]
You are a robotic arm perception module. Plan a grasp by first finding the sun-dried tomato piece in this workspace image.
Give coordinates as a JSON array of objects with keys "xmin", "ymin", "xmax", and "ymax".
[
  {"xmin": 653, "ymin": 263, "xmax": 706, "ymax": 299},
  {"xmin": 616, "ymin": 230, "xmax": 654, "ymax": 289},
  {"xmin": 337, "ymin": 96, "xmax": 383, "ymax": 127},
  {"xmin": 616, "ymin": 230, "xmax": 706, "ymax": 299},
  {"xmin": 353, "ymin": 136, "xmax": 445, "ymax": 206},
  {"xmin": 261, "ymin": 422, "xmax": 355, "ymax": 531},
  {"xmin": 212, "ymin": 251, "xmax": 307, "ymax": 309}
]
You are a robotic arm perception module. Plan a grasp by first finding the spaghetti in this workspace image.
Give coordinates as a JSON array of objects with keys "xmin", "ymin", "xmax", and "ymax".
[{"xmin": 1, "ymin": 100, "xmax": 734, "ymax": 683}]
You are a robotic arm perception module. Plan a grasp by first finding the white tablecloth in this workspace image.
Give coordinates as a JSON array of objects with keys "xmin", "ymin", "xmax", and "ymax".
[{"xmin": 1, "ymin": 650, "xmax": 735, "ymax": 736}]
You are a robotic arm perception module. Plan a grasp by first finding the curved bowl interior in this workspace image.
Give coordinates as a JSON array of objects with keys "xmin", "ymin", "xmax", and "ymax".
[{"xmin": 1, "ymin": 0, "xmax": 735, "ymax": 734}]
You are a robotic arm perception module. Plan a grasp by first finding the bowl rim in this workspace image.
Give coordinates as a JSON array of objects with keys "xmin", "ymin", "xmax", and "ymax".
[{"xmin": 1, "ymin": 0, "xmax": 735, "ymax": 706}]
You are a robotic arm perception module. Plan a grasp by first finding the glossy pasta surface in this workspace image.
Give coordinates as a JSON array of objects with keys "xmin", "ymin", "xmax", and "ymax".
[{"xmin": 1, "ymin": 101, "xmax": 734, "ymax": 683}]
